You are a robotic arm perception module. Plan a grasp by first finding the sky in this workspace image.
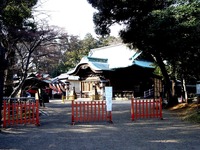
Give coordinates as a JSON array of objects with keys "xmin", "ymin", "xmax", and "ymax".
[{"xmin": 34, "ymin": 0, "xmax": 122, "ymax": 39}]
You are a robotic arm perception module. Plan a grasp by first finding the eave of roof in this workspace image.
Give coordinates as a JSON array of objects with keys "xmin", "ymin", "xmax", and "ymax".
[
  {"xmin": 67, "ymin": 44, "xmax": 155, "ymax": 75},
  {"xmin": 133, "ymin": 60, "xmax": 155, "ymax": 69},
  {"xmin": 67, "ymin": 56, "xmax": 110, "ymax": 75}
]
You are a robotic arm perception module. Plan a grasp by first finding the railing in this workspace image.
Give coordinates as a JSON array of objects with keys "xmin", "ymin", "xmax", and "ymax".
[
  {"xmin": 2, "ymin": 97, "xmax": 40, "ymax": 128},
  {"xmin": 113, "ymin": 90, "xmax": 134, "ymax": 100},
  {"xmin": 131, "ymin": 98, "xmax": 163, "ymax": 121},
  {"xmin": 144, "ymin": 88, "xmax": 154, "ymax": 98},
  {"xmin": 71, "ymin": 100, "xmax": 112, "ymax": 125}
]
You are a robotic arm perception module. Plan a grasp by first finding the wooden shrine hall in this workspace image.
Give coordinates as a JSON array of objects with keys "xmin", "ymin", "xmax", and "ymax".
[{"xmin": 67, "ymin": 43, "xmax": 162, "ymax": 100}]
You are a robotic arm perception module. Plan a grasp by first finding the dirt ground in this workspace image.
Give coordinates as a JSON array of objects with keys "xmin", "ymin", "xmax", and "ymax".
[{"xmin": 1, "ymin": 99, "xmax": 200, "ymax": 150}]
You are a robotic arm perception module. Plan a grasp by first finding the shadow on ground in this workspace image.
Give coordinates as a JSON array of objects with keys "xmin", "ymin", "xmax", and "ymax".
[{"xmin": 1, "ymin": 99, "xmax": 200, "ymax": 150}]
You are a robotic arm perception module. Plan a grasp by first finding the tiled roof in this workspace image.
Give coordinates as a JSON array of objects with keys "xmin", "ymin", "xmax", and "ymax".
[
  {"xmin": 67, "ymin": 44, "xmax": 155, "ymax": 74},
  {"xmin": 134, "ymin": 60, "xmax": 155, "ymax": 68}
]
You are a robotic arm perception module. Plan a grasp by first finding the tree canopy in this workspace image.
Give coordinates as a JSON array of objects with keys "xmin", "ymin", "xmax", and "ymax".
[
  {"xmin": 1, "ymin": 0, "xmax": 37, "ymax": 39},
  {"xmin": 87, "ymin": 0, "xmax": 200, "ymax": 104},
  {"xmin": 0, "ymin": 0, "xmax": 38, "ymax": 128},
  {"xmin": 53, "ymin": 33, "xmax": 120, "ymax": 77}
]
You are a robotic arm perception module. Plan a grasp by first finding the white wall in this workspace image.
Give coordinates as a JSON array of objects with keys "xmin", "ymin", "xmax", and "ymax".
[{"xmin": 69, "ymin": 80, "xmax": 80, "ymax": 94}]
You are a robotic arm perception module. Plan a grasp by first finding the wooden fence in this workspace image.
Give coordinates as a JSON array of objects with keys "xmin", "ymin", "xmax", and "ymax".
[
  {"xmin": 2, "ymin": 97, "xmax": 40, "ymax": 128},
  {"xmin": 71, "ymin": 100, "xmax": 112, "ymax": 125},
  {"xmin": 131, "ymin": 98, "xmax": 163, "ymax": 120}
]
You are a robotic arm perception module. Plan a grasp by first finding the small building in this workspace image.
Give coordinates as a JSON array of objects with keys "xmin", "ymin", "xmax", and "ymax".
[
  {"xmin": 67, "ymin": 43, "xmax": 162, "ymax": 100},
  {"xmin": 54, "ymin": 73, "xmax": 80, "ymax": 93},
  {"xmin": 50, "ymin": 73, "xmax": 80, "ymax": 98}
]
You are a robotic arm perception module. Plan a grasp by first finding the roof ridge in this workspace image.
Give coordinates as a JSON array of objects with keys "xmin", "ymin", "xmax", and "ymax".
[
  {"xmin": 90, "ymin": 43, "xmax": 124, "ymax": 52},
  {"xmin": 87, "ymin": 56, "xmax": 108, "ymax": 63}
]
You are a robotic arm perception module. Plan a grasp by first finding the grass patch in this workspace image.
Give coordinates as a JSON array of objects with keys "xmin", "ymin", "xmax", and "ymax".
[{"xmin": 169, "ymin": 102, "xmax": 200, "ymax": 124}]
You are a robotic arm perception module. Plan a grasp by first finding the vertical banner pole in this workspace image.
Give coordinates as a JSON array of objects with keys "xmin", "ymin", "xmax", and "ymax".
[
  {"xmin": 105, "ymin": 86, "xmax": 113, "ymax": 123},
  {"xmin": 35, "ymin": 93, "xmax": 40, "ymax": 126}
]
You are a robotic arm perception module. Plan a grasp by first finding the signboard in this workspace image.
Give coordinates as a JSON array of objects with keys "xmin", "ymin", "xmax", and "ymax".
[
  {"xmin": 105, "ymin": 86, "xmax": 112, "ymax": 111},
  {"xmin": 106, "ymin": 97, "xmax": 112, "ymax": 111},
  {"xmin": 196, "ymin": 84, "xmax": 200, "ymax": 94},
  {"xmin": 105, "ymin": 86, "xmax": 113, "ymax": 97}
]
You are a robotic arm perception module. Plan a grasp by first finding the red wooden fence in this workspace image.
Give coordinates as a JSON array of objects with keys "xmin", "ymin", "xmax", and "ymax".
[
  {"xmin": 131, "ymin": 98, "xmax": 163, "ymax": 121},
  {"xmin": 71, "ymin": 100, "xmax": 112, "ymax": 125},
  {"xmin": 2, "ymin": 97, "xmax": 40, "ymax": 128}
]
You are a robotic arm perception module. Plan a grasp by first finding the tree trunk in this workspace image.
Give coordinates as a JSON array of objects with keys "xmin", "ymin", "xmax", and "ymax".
[
  {"xmin": 182, "ymin": 78, "xmax": 188, "ymax": 103},
  {"xmin": 0, "ymin": 70, "xmax": 3, "ymax": 129},
  {"xmin": 153, "ymin": 53, "xmax": 178, "ymax": 106},
  {"xmin": 0, "ymin": 45, "xmax": 6, "ymax": 129},
  {"xmin": 10, "ymin": 74, "xmax": 27, "ymax": 97},
  {"xmin": 4, "ymin": 48, "xmax": 16, "ymax": 97},
  {"xmin": 10, "ymin": 51, "xmax": 31, "ymax": 97},
  {"xmin": 171, "ymin": 79, "xmax": 175, "ymax": 97}
]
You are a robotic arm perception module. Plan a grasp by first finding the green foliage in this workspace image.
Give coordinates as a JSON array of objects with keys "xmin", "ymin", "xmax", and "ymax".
[
  {"xmin": 0, "ymin": 0, "xmax": 38, "ymax": 97},
  {"xmin": 54, "ymin": 33, "xmax": 121, "ymax": 75},
  {"xmin": 1, "ymin": 0, "xmax": 37, "ymax": 32},
  {"xmin": 87, "ymin": 0, "xmax": 200, "ymax": 83},
  {"xmin": 87, "ymin": 0, "xmax": 200, "ymax": 106},
  {"xmin": 80, "ymin": 33, "xmax": 99, "ymax": 56},
  {"xmin": 149, "ymin": 1, "xmax": 200, "ymax": 82}
]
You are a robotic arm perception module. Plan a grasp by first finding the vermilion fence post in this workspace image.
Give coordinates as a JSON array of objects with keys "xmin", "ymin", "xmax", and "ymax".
[
  {"xmin": 131, "ymin": 98, "xmax": 135, "ymax": 121},
  {"xmin": 71, "ymin": 100, "xmax": 112, "ymax": 125},
  {"xmin": 30, "ymin": 103, "xmax": 35, "ymax": 123},
  {"xmin": 101, "ymin": 101, "xmax": 104, "ymax": 120},
  {"xmin": 156, "ymin": 99, "xmax": 159, "ymax": 117},
  {"xmin": 89, "ymin": 102, "xmax": 92, "ymax": 121},
  {"xmin": 107, "ymin": 110, "xmax": 113, "ymax": 123},
  {"xmin": 12, "ymin": 103, "xmax": 14, "ymax": 125},
  {"xmin": 98, "ymin": 101, "xmax": 100, "ymax": 121},
  {"xmin": 75, "ymin": 101, "xmax": 78, "ymax": 122},
  {"xmin": 145, "ymin": 100, "xmax": 148, "ymax": 118},
  {"xmin": 28, "ymin": 102, "xmax": 31, "ymax": 123},
  {"xmin": 94, "ymin": 101, "xmax": 97, "ymax": 121},
  {"xmin": 153, "ymin": 100, "xmax": 155, "ymax": 118},
  {"xmin": 83, "ymin": 102, "xmax": 87, "ymax": 121},
  {"xmin": 35, "ymin": 100, "xmax": 40, "ymax": 126},
  {"xmin": 135, "ymin": 99, "xmax": 139, "ymax": 119},
  {"xmin": 2, "ymin": 97, "xmax": 39, "ymax": 128},
  {"xmin": 79, "ymin": 101, "xmax": 82, "ymax": 122},
  {"xmin": 71, "ymin": 100, "xmax": 75, "ymax": 125},
  {"xmin": 160, "ymin": 97, "xmax": 163, "ymax": 120},
  {"xmin": 109, "ymin": 111, "xmax": 112, "ymax": 123},
  {"xmin": 24, "ymin": 102, "xmax": 27, "ymax": 124},
  {"xmin": 142, "ymin": 100, "xmax": 144, "ymax": 118},
  {"xmin": 16, "ymin": 103, "xmax": 19, "ymax": 124},
  {"xmin": 20, "ymin": 102, "xmax": 23, "ymax": 124},
  {"xmin": 131, "ymin": 98, "xmax": 163, "ymax": 121},
  {"xmin": 3, "ymin": 100, "xmax": 6, "ymax": 128},
  {"xmin": 7, "ymin": 103, "xmax": 10, "ymax": 126}
]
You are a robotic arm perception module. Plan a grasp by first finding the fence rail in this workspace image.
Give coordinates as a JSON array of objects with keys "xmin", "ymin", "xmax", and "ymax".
[
  {"xmin": 131, "ymin": 98, "xmax": 163, "ymax": 121},
  {"xmin": 2, "ymin": 97, "xmax": 40, "ymax": 128},
  {"xmin": 71, "ymin": 100, "xmax": 112, "ymax": 125}
]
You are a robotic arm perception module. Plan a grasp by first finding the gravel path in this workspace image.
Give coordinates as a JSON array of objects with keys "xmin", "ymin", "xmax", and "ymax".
[{"xmin": 1, "ymin": 99, "xmax": 200, "ymax": 150}]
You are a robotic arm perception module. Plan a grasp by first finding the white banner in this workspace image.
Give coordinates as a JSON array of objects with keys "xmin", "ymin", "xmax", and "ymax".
[
  {"xmin": 106, "ymin": 97, "xmax": 112, "ymax": 111},
  {"xmin": 105, "ymin": 86, "xmax": 112, "ymax": 111},
  {"xmin": 105, "ymin": 86, "xmax": 113, "ymax": 97},
  {"xmin": 196, "ymin": 84, "xmax": 200, "ymax": 94}
]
